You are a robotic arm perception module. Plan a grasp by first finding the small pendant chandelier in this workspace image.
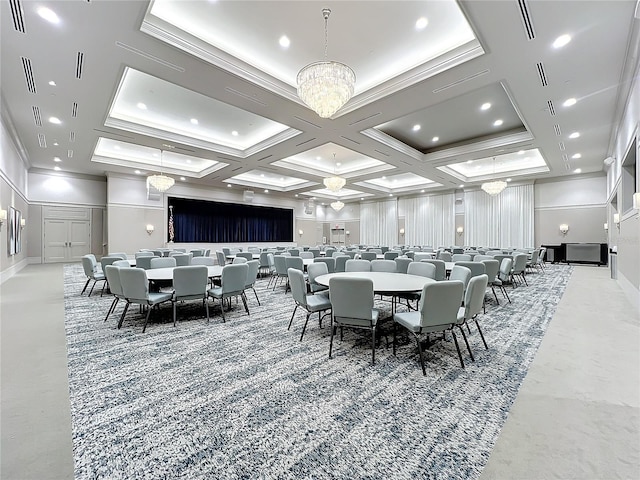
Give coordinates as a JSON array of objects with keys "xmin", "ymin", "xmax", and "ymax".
[
  {"xmin": 330, "ymin": 200, "xmax": 345, "ymax": 212},
  {"xmin": 481, "ymin": 157, "xmax": 507, "ymax": 196},
  {"xmin": 147, "ymin": 150, "xmax": 175, "ymax": 193},
  {"xmin": 323, "ymin": 153, "xmax": 346, "ymax": 192}
]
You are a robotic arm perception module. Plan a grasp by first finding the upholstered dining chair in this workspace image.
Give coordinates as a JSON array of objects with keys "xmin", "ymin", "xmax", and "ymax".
[
  {"xmin": 313, "ymin": 257, "xmax": 335, "ymax": 274},
  {"xmin": 333, "ymin": 255, "xmax": 349, "ymax": 273},
  {"xmin": 421, "ymin": 259, "xmax": 446, "ymax": 281},
  {"xmin": 449, "ymin": 265, "xmax": 472, "ymax": 296},
  {"xmin": 393, "ymin": 280, "xmax": 465, "ymax": 374},
  {"xmin": 244, "ymin": 260, "xmax": 261, "ymax": 305},
  {"xmin": 207, "ymin": 263, "xmax": 249, "ymax": 322},
  {"xmin": 370, "ymin": 259, "xmax": 397, "ymax": 272},
  {"xmin": 307, "ymin": 262, "xmax": 329, "ymax": 296},
  {"xmin": 191, "ymin": 257, "xmax": 215, "ymax": 266},
  {"xmin": 396, "ymin": 261, "xmax": 437, "ymax": 310},
  {"xmin": 360, "ymin": 251, "xmax": 377, "ymax": 261},
  {"xmin": 456, "ymin": 274, "xmax": 489, "ymax": 362},
  {"xmin": 172, "ymin": 253, "xmax": 192, "ymax": 266},
  {"xmin": 272, "ymin": 255, "xmax": 289, "ymax": 290},
  {"xmin": 134, "ymin": 255, "xmax": 157, "ymax": 270},
  {"xmin": 329, "ymin": 276, "xmax": 379, "ymax": 365},
  {"xmin": 452, "ymin": 254, "xmax": 472, "ymax": 262},
  {"xmin": 112, "ymin": 260, "xmax": 131, "ymax": 268},
  {"xmin": 81, "ymin": 254, "xmax": 106, "ymax": 296},
  {"xmin": 107, "ymin": 252, "xmax": 128, "ymax": 260},
  {"xmin": 480, "ymin": 259, "xmax": 501, "ymax": 305},
  {"xmin": 494, "ymin": 258, "xmax": 513, "ymax": 303},
  {"xmin": 455, "ymin": 261, "xmax": 485, "ymax": 279},
  {"xmin": 511, "ymin": 253, "xmax": 529, "ymax": 286},
  {"xmin": 308, "ymin": 248, "xmax": 321, "ymax": 258},
  {"xmin": 287, "ymin": 268, "xmax": 332, "ymax": 341},
  {"xmin": 150, "ymin": 257, "xmax": 176, "ymax": 269},
  {"xmin": 345, "ymin": 259, "xmax": 371, "ymax": 272},
  {"xmin": 172, "ymin": 265, "xmax": 210, "ymax": 326},
  {"xmin": 118, "ymin": 267, "xmax": 173, "ymax": 332},
  {"xmin": 394, "ymin": 257, "xmax": 412, "ymax": 274},
  {"xmin": 216, "ymin": 250, "xmax": 227, "ymax": 266},
  {"xmin": 135, "ymin": 251, "xmax": 154, "ymax": 258},
  {"xmin": 103, "ymin": 265, "xmax": 127, "ymax": 323},
  {"xmin": 437, "ymin": 251, "xmax": 452, "ymax": 262},
  {"xmin": 232, "ymin": 256, "xmax": 248, "ymax": 264}
]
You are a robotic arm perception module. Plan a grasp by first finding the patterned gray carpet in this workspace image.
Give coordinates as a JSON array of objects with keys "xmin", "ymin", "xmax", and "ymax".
[{"xmin": 64, "ymin": 263, "xmax": 572, "ymax": 479}]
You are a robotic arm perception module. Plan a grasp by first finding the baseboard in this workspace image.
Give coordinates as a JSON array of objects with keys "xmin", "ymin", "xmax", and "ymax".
[
  {"xmin": 28, "ymin": 256, "xmax": 42, "ymax": 264},
  {"xmin": 0, "ymin": 258, "xmax": 29, "ymax": 285},
  {"xmin": 617, "ymin": 271, "xmax": 640, "ymax": 314}
]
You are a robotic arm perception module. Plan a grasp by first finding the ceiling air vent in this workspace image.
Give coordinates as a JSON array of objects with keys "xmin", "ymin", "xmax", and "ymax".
[
  {"xmin": 547, "ymin": 100, "xmax": 556, "ymax": 116},
  {"xmin": 348, "ymin": 112, "xmax": 381, "ymax": 126},
  {"xmin": 558, "ymin": 141, "xmax": 565, "ymax": 151},
  {"xmin": 553, "ymin": 124, "xmax": 561, "ymax": 136},
  {"xmin": 32, "ymin": 106, "xmax": 42, "ymax": 126},
  {"xmin": 38, "ymin": 133, "xmax": 46, "ymax": 148},
  {"xmin": 536, "ymin": 62, "xmax": 548, "ymax": 87},
  {"xmin": 295, "ymin": 138, "xmax": 316, "ymax": 147},
  {"xmin": 562, "ymin": 154, "xmax": 568, "ymax": 162},
  {"xmin": 374, "ymin": 149, "xmax": 390, "ymax": 157},
  {"xmin": 21, "ymin": 57, "xmax": 36, "ymax": 93},
  {"xmin": 517, "ymin": 0, "xmax": 536, "ymax": 40},
  {"xmin": 68, "ymin": 149, "xmax": 74, "ymax": 158},
  {"xmin": 75, "ymin": 52, "xmax": 84, "ymax": 79},
  {"xmin": 10, "ymin": 0, "xmax": 25, "ymax": 33},
  {"xmin": 69, "ymin": 131, "xmax": 75, "ymax": 142},
  {"xmin": 71, "ymin": 102, "xmax": 78, "ymax": 118}
]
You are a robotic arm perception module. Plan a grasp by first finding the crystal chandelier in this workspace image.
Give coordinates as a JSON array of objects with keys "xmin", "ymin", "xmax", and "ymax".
[
  {"xmin": 147, "ymin": 150, "xmax": 175, "ymax": 193},
  {"xmin": 330, "ymin": 200, "xmax": 345, "ymax": 211},
  {"xmin": 480, "ymin": 157, "xmax": 506, "ymax": 196},
  {"xmin": 297, "ymin": 8, "xmax": 356, "ymax": 118},
  {"xmin": 323, "ymin": 153, "xmax": 346, "ymax": 192}
]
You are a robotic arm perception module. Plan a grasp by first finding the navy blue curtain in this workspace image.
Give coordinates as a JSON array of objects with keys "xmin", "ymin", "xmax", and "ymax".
[{"xmin": 168, "ymin": 197, "xmax": 293, "ymax": 243}]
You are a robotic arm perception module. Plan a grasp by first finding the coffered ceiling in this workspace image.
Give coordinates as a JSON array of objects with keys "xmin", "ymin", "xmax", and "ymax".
[{"xmin": 1, "ymin": 0, "xmax": 638, "ymax": 203}]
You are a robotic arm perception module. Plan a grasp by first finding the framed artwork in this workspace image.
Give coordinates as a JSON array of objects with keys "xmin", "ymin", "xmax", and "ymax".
[{"xmin": 8, "ymin": 206, "xmax": 22, "ymax": 256}]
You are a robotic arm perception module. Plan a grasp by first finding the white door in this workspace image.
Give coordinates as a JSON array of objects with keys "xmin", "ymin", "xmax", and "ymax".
[{"xmin": 44, "ymin": 219, "xmax": 90, "ymax": 263}]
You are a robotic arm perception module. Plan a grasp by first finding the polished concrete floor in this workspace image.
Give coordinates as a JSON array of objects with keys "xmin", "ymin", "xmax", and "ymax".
[{"xmin": 1, "ymin": 263, "xmax": 638, "ymax": 479}]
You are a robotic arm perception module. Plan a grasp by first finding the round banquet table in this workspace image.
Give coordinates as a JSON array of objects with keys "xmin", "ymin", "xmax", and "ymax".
[{"xmin": 145, "ymin": 265, "xmax": 223, "ymax": 281}]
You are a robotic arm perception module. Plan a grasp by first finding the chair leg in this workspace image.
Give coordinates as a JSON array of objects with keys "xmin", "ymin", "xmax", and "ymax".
[
  {"xmin": 491, "ymin": 285, "xmax": 500, "ymax": 305},
  {"xmin": 413, "ymin": 332, "xmax": 426, "ymax": 376},
  {"xmin": 252, "ymin": 286, "xmax": 260, "ymax": 306},
  {"xmin": 81, "ymin": 278, "xmax": 91, "ymax": 295},
  {"xmin": 117, "ymin": 302, "xmax": 130, "ymax": 329},
  {"xmin": 288, "ymin": 304, "xmax": 299, "ymax": 330},
  {"xmin": 219, "ymin": 297, "xmax": 226, "ymax": 323},
  {"xmin": 88, "ymin": 280, "xmax": 96, "ymax": 297},
  {"xmin": 241, "ymin": 292, "xmax": 250, "ymax": 314},
  {"xmin": 299, "ymin": 311, "xmax": 311, "ymax": 341},
  {"xmin": 474, "ymin": 319, "xmax": 488, "ymax": 349},
  {"xmin": 142, "ymin": 304, "xmax": 154, "ymax": 333},
  {"xmin": 392, "ymin": 322, "xmax": 397, "ymax": 355},
  {"xmin": 502, "ymin": 285, "xmax": 511, "ymax": 303},
  {"xmin": 104, "ymin": 297, "xmax": 118, "ymax": 322},
  {"xmin": 458, "ymin": 325, "xmax": 475, "ymax": 362},
  {"xmin": 371, "ymin": 327, "xmax": 376, "ymax": 365},
  {"xmin": 451, "ymin": 330, "xmax": 465, "ymax": 368},
  {"xmin": 204, "ymin": 297, "xmax": 210, "ymax": 322},
  {"xmin": 329, "ymin": 317, "xmax": 335, "ymax": 358},
  {"xmin": 172, "ymin": 301, "xmax": 177, "ymax": 327}
]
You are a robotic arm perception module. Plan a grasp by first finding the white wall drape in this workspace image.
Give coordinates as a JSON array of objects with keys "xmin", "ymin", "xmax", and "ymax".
[
  {"xmin": 360, "ymin": 199, "xmax": 398, "ymax": 246},
  {"xmin": 401, "ymin": 194, "xmax": 456, "ymax": 247},
  {"xmin": 464, "ymin": 184, "xmax": 534, "ymax": 248}
]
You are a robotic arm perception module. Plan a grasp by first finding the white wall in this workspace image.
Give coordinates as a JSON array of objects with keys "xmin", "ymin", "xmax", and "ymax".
[{"xmin": 29, "ymin": 171, "xmax": 106, "ymax": 207}]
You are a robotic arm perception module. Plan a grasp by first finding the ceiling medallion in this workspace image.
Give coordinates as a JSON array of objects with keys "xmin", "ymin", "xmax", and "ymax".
[{"xmin": 296, "ymin": 8, "xmax": 356, "ymax": 118}]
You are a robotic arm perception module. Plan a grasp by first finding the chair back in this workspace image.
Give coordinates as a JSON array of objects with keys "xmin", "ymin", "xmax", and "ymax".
[
  {"xmin": 324, "ymin": 248, "xmax": 336, "ymax": 257},
  {"xmin": 407, "ymin": 261, "xmax": 436, "ymax": 279},
  {"xmin": 285, "ymin": 256, "xmax": 304, "ymax": 272},
  {"xmin": 538, "ymin": 247, "xmax": 547, "ymax": 263},
  {"xmin": 152, "ymin": 250, "xmax": 164, "ymax": 257},
  {"xmin": 313, "ymin": 257, "xmax": 335, "ymax": 273},
  {"xmin": 480, "ymin": 259, "xmax": 500, "ymax": 283},
  {"xmin": 104, "ymin": 265, "xmax": 124, "ymax": 296},
  {"xmin": 512, "ymin": 253, "xmax": 528, "ymax": 274},
  {"xmin": 413, "ymin": 252, "xmax": 433, "ymax": 262},
  {"xmin": 191, "ymin": 257, "xmax": 215, "ymax": 266},
  {"xmin": 499, "ymin": 257, "xmax": 513, "ymax": 281},
  {"xmin": 245, "ymin": 260, "xmax": 260, "ymax": 287},
  {"xmin": 329, "ymin": 277, "xmax": 374, "ymax": 323},
  {"xmin": 455, "ymin": 261, "xmax": 485, "ymax": 278},
  {"xmin": 461, "ymin": 274, "xmax": 489, "ymax": 321},
  {"xmin": 449, "ymin": 265, "xmax": 471, "ymax": 292},
  {"xmin": 112, "ymin": 260, "xmax": 130, "ymax": 268},
  {"xmin": 307, "ymin": 262, "xmax": 329, "ymax": 293},
  {"xmin": 331, "ymin": 251, "xmax": 344, "ymax": 258},
  {"xmin": 274, "ymin": 255, "xmax": 288, "ymax": 275},
  {"xmin": 343, "ymin": 250, "xmax": 357, "ymax": 259},
  {"xmin": 345, "ymin": 259, "xmax": 371, "ymax": 272},
  {"xmin": 222, "ymin": 247, "xmax": 231, "ymax": 256},
  {"xmin": 173, "ymin": 253, "xmax": 192, "ymax": 266},
  {"xmin": 248, "ymin": 247, "xmax": 261, "ymax": 254},
  {"xmin": 233, "ymin": 257, "xmax": 248, "ymax": 264},
  {"xmin": 452, "ymin": 254, "xmax": 472, "ymax": 262},
  {"xmin": 135, "ymin": 251, "xmax": 154, "ymax": 258},
  {"xmin": 221, "ymin": 263, "xmax": 249, "ymax": 295},
  {"xmin": 360, "ymin": 251, "xmax": 377, "ymax": 261},
  {"xmin": 394, "ymin": 257, "xmax": 412, "ymax": 274},
  {"xmin": 135, "ymin": 255, "xmax": 157, "ymax": 270},
  {"xmin": 119, "ymin": 267, "xmax": 150, "ymax": 302},
  {"xmin": 308, "ymin": 248, "xmax": 321, "ymax": 258},
  {"xmin": 100, "ymin": 256, "xmax": 122, "ymax": 271},
  {"xmin": 287, "ymin": 249, "xmax": 300, "ymax": 257},
  {"xmin": 150, "ymin": 257, "xmax": 177, "ymax": 269},
  {"xmin": 173, "ymin": 265, "xmax": 208, "ymax": 298},
  {"xmin": 421, "ymin": 259, "xmax": 446, "ymax": 281},
  {"xmin": 529, "ymin": 249, "xmax": 539, "ymax": 264},
  {"xmin": 108, "ymin": 252, "xmax": 128, "ymax": 260},
  {"xmin": 437, "ymin": 251, "xmax": 452, "ymax": 262},
  {"xmin": 259, "ymin": 251, "xmax": 270, "ymax": 267},
  {"xmin": 334, "ymin": 255, "xmax": 349, "ymax": 273},
  {"xmin": 368, "ymin": 248, "xmax": 382, "ymax": 254},
  {"xmin": 384, "ymin": 251, "xmax": 400, "ymax": 260},
  {"xmin": 405, "ymin": 251, "xmax": 415, "ymax": 259},
  {"xmin": 288, "ymin": 268, "xmax": 308, "ymax": 307},
  {"xmin": 81, "ymin": 255, "xmax": 96, "ymax": 276},
  {"xmin": 190, "ymin": 249, "xmax": 204, "ymax": 257},
  {"xmin": 473, "ymin": 254, "xmax": 493, "ymax": 262},
  {"xmin": 236, "ymin": 252, "xmax": 254, "ymax": 261},
  {"xmin": 300, "ymin": 251, "xmax": 314, "ymax": 259},
  {"xmin": 371, "ymin": 259, "xmax": 397, "ymax": 272},
  {"xmin": 418, "ymin": 281, "xmax": 464, "ymax": 327},
  {"xmin": 216, "ymin": 251, "xmax": 227, "ymax": 266}
]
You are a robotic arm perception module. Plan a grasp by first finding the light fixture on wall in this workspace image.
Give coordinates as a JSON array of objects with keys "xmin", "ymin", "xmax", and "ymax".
[
  {"xmin": 481, "ymin": 157, "xmax": 507, "ymax": 196},
  {"xmin": 559, "ymin": 223, "xmax": 569, "ymax": 235},
  {"xmin": 20, "ymin": 218, "xmax": 26, "ymax": 229},
  {"xmin": 613, "ymin": 213, "xmax": 620, "ymax": 225},
  {"xmin": 297, "ymin": 8, "xmax": 356, "ymax": 118},
  {"xmin": 633, "ymin": 192, "xmax": 640, "ymax": 210},
  {"xmin": 604, "ymin": 222, "xmax": 608, "ymax": 231},
  {"xmin": 323, "ymin": 153, "xmax": 346, "ymax": 192},
  {"xmin": 330, "ymin": 200, "xmax": 344, "ymax": 212},
  {"xmin": 0, "ymin": 209, "xmax": 6, "ymax": 226},
  {"xmin": 456, "ymin": 226, "xmax": 464, "ymax": 236},
  {"xmin": 147, "ymin": 150, "xmax": 175, "ymax": 193},
  {"xmin": 345, "ymin": 230, "xmax": 350, "ymax": 236},
  {"xmin": 146, "ymin": 224, "xmax": 155, "ymax": 235},
  {"xmin": 298, "ymin": 229, "xmax": 304, "ymax": 236},
  {"xmin": 399, "ymin": 228, "xmax": 405, "ymax": 236}
]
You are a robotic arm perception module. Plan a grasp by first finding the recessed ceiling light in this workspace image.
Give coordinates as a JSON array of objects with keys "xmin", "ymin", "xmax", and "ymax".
[
  {"xmin": 563, "ymin": 98, "xmax": 577, "ymax": 107},
  {"xmin": 295, "ymin": 194, "xmax": 298, "ymax": 197},
  {"xmin": 360, "ymin": 197, "xmax": 364, "ymax": 200},
  {"xmin": 459, "ymin": 184, "xmax": 464, "ymax": 188},
  {"xmin": 53, "ymin": 166, "xmax": 61, "ymax": 171},
  {"xmin": 480, "ymin": 102, "xmax": 491, "ymax": 111},
  {"xmin": 572, "ymin": 153, "xmax": 582, "ymax": 159},
  {"xmin": 152, "ymin": 152, "xmax": 159, "ymax": 157},
  {"xmin": 518, "ymin": 150, "xmax": 525, "ymax": 154},
  {"xmin": 190, "ymin": 118, "xmax": 198, "ymax": 125},
  {"xmin": 493, "ymin": 119, "xmax": 503, "ymax": 126},
  {"xmin": 432, "ymin": 136, "xmax": 439, "ymax": 142},
  {"xmin": 569, "ymin": 132, "xmax": 580, "ymax": 139},
  {"xmin": 264, "ymin": 189, "xmax": 269, "ymax": 193},
  {"xmin": 231, "ymin": 130, "xmax": 239, "ymax": 136},
  {"xmin": 420, "ymin": 189, "xmax": 425, "ymax": 193},
  {"xmin": 388, "ymin": 193, "xmax": 393, "ymax": 197},
  {"xmin": 279, "ymin": 177, "xmax": 284, "ymax": 181},
  {"xmin": 279, "ymin": 35, "xmax": 290, "ymax": 48},
  {"xmin": 336, "ymin": 162, "xmax": 341, "ymax": 166},
  {"xmin": 412, "ymin": 124, "xmax": 421, "ymax": 131},
  {"xmin": 506, "ymin": 178, "xmax": 512, "ymax": 182},
  {"xmin": 415, "ymin": 17, "xmax": 428, "ymax": 30},
  {"xmin": 135, "ymin": 170, "xmax": 141, "ymax": 174},
  {"xmin": 466, "ymin": 160, "xmax": 473, "ymax": 164},
  {"xmin": 260, "ymin": 173, "xmax": 265, "ymax": 177},
  {"xmin": 114, "ymin": 145, "xmax": 121, "ymax": 150},
  {"xmin": 136, "ymin": 102, "xmax": 147, "ymax": 110},
  {"xmin": 48, "ymin": 80, "xmax": 56, "ymax": 86},
  {"xmin": 53, "ymin": 157, "xmax": 61, "ymax": 162},
  {"xmin": 53, "ymin": 142, "xmax": 59, "ymax": 146},
  {"xmin": 227, "ymin": 183, "xmax": 231, "ymax": 187},
  {"xmin": 381, "ymin": 176, "xmax": 386, "ymax": 180},
  {"xmin": 316, "ymin": 156, "xmax": 321, "ymax": 161},
  {"xmin": 180, "ymin": 177, "xmax": 186, "ymax": 181},
  {"xmin": 553, "ymin": 34, "xmax": 571, "ymax": 49},
  {"xmin": 37, "ymin": 7, "xmax": 60, "ymax": 24},
  {"xmin": 49, "ymin": 116, "xmax": 61, "ymax": 124},
  {"xmin": 574, "ymin": 168, "xmax": 582, "ymax": 174},
  {"xmin": 186, "ymin": 159, "xmax": 191, "ymax": 164}
]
